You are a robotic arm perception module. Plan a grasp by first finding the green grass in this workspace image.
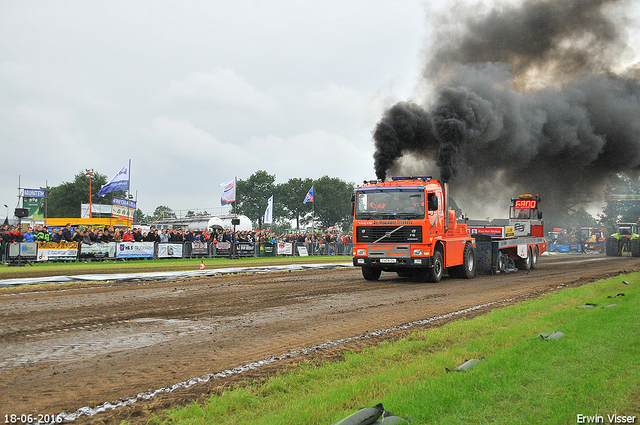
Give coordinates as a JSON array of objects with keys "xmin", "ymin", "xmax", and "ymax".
[
  {"xmin": 151, "ymin": 274, "xmax": 640, "ymax": 424},
  {"xmin": 0, "ymin": 255, "xmax": 352, "ymax": 280}
]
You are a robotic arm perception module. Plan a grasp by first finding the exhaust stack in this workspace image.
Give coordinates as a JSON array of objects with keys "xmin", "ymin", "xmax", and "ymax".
[{"xmin": 444, "ymin": 182, "xmax": 449, "ymax": 232}]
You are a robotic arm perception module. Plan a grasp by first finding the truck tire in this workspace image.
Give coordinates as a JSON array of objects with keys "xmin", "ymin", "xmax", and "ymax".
[
  {"xmin": 530, "ymin": 246, "xmax": 539, "ymax": 269},
  {"xmin": 515, "ymin": 247, "xmax": 532, "ymax": 271},
  {"xmin": 449, "ymin": 242, "xmax": 476, "ymax": 279},
  {"xmin": 426, "ymin": 249, "xmax": 443, "ymax": 283},
  {"xmin": 631, "ymin": 239, "xmax": 640, "ymax": 257},
  {"xmin": 605, "ymin": 237, "xmax": 619, "ymax": 257},
  {"xmin": 362, "ymin": 265, "xmax": 381, "ymax": 281}
]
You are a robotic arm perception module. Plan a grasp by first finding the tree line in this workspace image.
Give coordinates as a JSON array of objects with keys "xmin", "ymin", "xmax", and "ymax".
[{"xmin": 41, "ymin": 170, "xmax": 355, "ymax": 232}]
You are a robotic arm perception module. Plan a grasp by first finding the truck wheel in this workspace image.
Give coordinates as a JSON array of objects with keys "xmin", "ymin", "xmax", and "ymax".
[
  {"xmin": 497, "ymin": 254, "xmax": 506, "ymax": 273},
  {"xmin": 605, "ymin": 237, "xmax": 619, "ymax": 257},
  {"xmin": 449, "ymin": 242, "xmax": 475, "ymax": 279},
  {"xmin": 631, "ymin": 239, "xmax": 640, "ymax": 257},
  {"xmin": 530, "ymin": 246, "xmax": 539, "ymax": 269},
  {"xmin": 362, "ymin": 266, "xmax": 381, "ymax": 281},
  {"xmin": 426, "ymin": 249, "xmax": 444, "ymax": 283},
  {"xmin": 515, "ymin": 248, "xmax": 532, "ymax": 271}
]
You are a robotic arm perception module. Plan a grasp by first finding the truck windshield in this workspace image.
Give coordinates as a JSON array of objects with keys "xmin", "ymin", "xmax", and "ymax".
[{"xmin": 355, "ymin": 189, "xmax": 425, "ymax": 219}]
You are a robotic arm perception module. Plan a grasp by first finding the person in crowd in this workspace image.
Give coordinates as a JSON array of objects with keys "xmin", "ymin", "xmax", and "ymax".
[
  {"xmin": 52, "ymin": 228, "xmax": 63, "ymax": 243},
  {"xmin": 113, "ymin": 228, "xmax": 122, "ymax": 242},
  {"xmin": 62, "ymin": 223, "xmax": 73, "ymax": 242},
  {"xmin": 86, "ymin": 226, "xmax": 97, "ymax": 243},
  {"xmin": 122, "ymin": 228, "xmax": 135, "ymax": 241},
  {"xmin": 72, "ymin": 228, "xmax": 83, "ymax": 243},
  {"xmin": 133, "ymin": 228, "xmax": 143, "ymax": 242},
  {"xmin": 159, "ymin": 229, "xmax": 169, "ymax": 243},
  {"xmin": 23, "ymin": 227, "xmax": 35, "ymax": 242},
  {"xmin": 0, "ymin": 223, "xmax": 7, "ymax": 262},
  {"xmin": 95, "ymin": 229, "xmax": 106, "ymax": 243},
  {"xmin": 82, "ymin": 230, "xmax": 93, "ymax": 246}
]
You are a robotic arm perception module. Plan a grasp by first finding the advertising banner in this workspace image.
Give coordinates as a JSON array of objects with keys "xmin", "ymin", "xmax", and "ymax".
[
  {"xmin": 237, "ymin": 242, "xmax": 254, "ymax": 257},
  {"xmin": 22, "ymin": 196, "xmax": 46, "ymax": 219},
  {"xmin": 8, "ymin": 242, "xmax": 38, "ymax": 260},
  {"xmin": 259, "ymin": 243, "xmax": 275, "ymax": 257},
  {"xmin": 297, "ymin": 245, "xmax": 309, "ymax": 256},
  {"xmin": 116, "ymin": 242, "xmax": 154, "ymax": 259},
  {"xmin": 191, "ymin": 241, "xmax": 208, "ymax": 256},
  {"xmin": 157, "ymin": 243, "xmax": 183, "ymax": 258},
  {"xmin": 214, "ymin": 241, "xmax": 231, "ymax": 257},
  {"xmin": 80, "ymin": 242, "xmax": 117, "ymax": 259},
  {"xmin": 37, "ymin": 242, "xmax": 79, "ymax": 261},
  {"xmin": 112, "ymin": 198, "xmax": 136, "ymax": 221},
  {"xmin": 277, "ymin": 242, "xmax": 293, "ymax": 255}
]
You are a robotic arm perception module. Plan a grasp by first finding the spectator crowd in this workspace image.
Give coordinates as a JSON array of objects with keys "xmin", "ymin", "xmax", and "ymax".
[{"xmin": 1, "ymin": 222, "xmax": 353, "ymax": 262}]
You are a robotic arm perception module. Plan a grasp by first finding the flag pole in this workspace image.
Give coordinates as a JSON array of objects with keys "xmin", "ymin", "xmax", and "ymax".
[{"xmin": 128, "ymin": 159, "xmax": 132, "ymax": 229}]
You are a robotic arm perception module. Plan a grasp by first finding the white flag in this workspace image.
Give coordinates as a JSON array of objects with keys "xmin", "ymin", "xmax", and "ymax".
[
  {"xmin": 264, "ymin": 195, "xmax": 273, "ymax": 224},
  {"xmin": 219, "ymin": 179, "xmax": 236, "ymax": 206}
]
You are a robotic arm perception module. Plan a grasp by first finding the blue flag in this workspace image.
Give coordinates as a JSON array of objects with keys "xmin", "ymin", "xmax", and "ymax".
[
  {"xmin": 303, "ymin": 186, "xmax": 314, "ymax": 204},
  {"xmin": 98, "ymin": 162, "xmax": 130, "ymax": 197}
]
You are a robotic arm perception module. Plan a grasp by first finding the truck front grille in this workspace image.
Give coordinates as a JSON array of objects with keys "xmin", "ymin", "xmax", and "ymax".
[{"xmin": 355, "ymin": 226, "xmax": 422, "ymax": 243}]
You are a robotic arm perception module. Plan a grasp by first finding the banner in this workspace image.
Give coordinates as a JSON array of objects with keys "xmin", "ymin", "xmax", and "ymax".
[
  {"xmin": 157, "ymin": 243, "xmax": 183, "ymax": 258},
  {"xmin": 80, "ymin": 242, "xmax": 117, "ymax": 259},
  {"xmin": 23, "ymin": 196, "xmax": 45, "ymax": 219},
  {"xmin": 98, "ymin": 162, "xmax": 130, "ymax": 197},
  {"xmin": 191, "ymin": 241, "xmax": 208, "ymax": 255},
  {"xmin": 37, "ymin": 242, "xmax": 79, "ymax": 261},
  {"xmin": 303, "ymin": 186, "xmax": 314, "ymax": 204},
  {"xmin": 264, "ymin": 195, "xmax": 273, "ymax": 224},
  {"xmin": 115, "ymin": 242, "xmax": 154, "ymax": 258},
  {"xmin": 219, "ymin": 179, "xmax": 236, "ymax": 206},
  {"xmin": 237, "ymin": 242, "xmax": 255, "ymax": 257},
  {"xmin": 277, "ymin": 242, "xmax": 293, "ymax": 255},
  {"xmin": 214, "ymin": 241, "xmax": 232, "ymax": 257},
  {"xmin": 8, "ymin": 242, "xmax": 38, "ymax": 260},
  {"xmin": 112, "ymin": 197, "xmax": 136, "ymax": 220}
]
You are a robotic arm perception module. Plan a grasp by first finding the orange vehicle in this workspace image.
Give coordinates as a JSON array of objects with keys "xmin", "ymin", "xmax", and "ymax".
[{"xmin": 351, "ymin": 176, "xmax": 475, "ymax": 282}]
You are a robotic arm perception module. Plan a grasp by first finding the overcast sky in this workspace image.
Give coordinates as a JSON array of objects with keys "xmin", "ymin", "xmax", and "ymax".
[
  {"xmin": 1, "ymin": 0, "xmax": 439, "ymax": 217},
  {"xmin": 2, "ymin": 1, "xmax": 638, "ymax": 219}
]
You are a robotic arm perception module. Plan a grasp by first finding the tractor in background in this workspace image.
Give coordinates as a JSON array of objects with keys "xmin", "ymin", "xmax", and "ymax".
[{"xmin": 605, "ymin": 222, "xmax": 640, "ymax": 257}]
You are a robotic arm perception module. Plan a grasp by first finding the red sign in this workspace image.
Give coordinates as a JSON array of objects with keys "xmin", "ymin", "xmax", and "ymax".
[{"xmin": 514, "ymin": 199, "xmax": 537, "ymax": 209}]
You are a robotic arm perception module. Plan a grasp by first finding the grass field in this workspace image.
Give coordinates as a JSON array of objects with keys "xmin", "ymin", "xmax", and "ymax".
[
  {"xmin": 147, "ymin": 273, "xmax": 640, "ymax": 424},
  {"xmin": 0, "ymin": 255, "xmax": 352, "ymax": 280}
]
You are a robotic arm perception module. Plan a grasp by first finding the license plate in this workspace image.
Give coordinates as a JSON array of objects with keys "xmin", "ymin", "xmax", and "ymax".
[{"xmin": 380, "ymin": 258, "xmax": 396, "ymax": 263}]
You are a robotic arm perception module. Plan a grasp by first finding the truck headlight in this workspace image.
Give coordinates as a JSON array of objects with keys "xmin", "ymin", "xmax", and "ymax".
[
  {"xmin": 357, "ymin": 248, "xmax": 367, "ymax": 256},
  {"xmin": 413, "ymin": 249, "xmax": 423, "ymax": 256}
]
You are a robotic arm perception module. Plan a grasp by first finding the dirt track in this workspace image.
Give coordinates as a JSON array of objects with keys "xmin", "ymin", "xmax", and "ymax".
[{"xmin": 1, "ymin": 254, "xmax": 638, "ymax": 424}]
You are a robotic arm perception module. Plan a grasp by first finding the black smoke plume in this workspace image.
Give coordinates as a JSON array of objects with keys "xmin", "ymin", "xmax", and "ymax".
[{"xmin": 372, "ymin": 0, "xmax": 640, "ymax": 219}]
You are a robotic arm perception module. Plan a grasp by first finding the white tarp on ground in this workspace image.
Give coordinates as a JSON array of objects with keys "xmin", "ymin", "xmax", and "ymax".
[{"xmin": 0, "ymin": 263, "xmax": 353, "ymax": 288}]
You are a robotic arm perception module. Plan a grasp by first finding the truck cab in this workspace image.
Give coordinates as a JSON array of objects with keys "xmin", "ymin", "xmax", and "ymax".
[{"xmin": 351, "ymin": 177, "xmax": 475, "ymax": 282}]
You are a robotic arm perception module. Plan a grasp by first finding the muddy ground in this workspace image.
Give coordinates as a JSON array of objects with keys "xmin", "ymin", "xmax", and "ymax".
[{"xmin": 1, "ymin": 254, "xmax": 638, "ymax": 424}]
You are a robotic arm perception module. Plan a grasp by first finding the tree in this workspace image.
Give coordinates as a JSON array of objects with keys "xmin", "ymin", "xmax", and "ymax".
[
  {"xmin": 236, "ymin": 171, "xmax": 277, "ymax": 229},
  {"xmin": 311, "ymin": 175, "xmax": 355, "ymax": 231},
  {"xmin": 277, "ymin": 177, "xmax": 314, "ymax": 230},
  {"xmin": 598, "ymin": 174, "xmax": 640, "ymax": 232},
  {"xmin": 47, "ymin": 170, "xmax": 124, "ymax": 218},
  {"xmin": 133, "ymin": 208, "xmax": 146, "ymax": 224},
  {"xmin": 152, "ymin": 205, "xmax": 175, "ymax": 221}
]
